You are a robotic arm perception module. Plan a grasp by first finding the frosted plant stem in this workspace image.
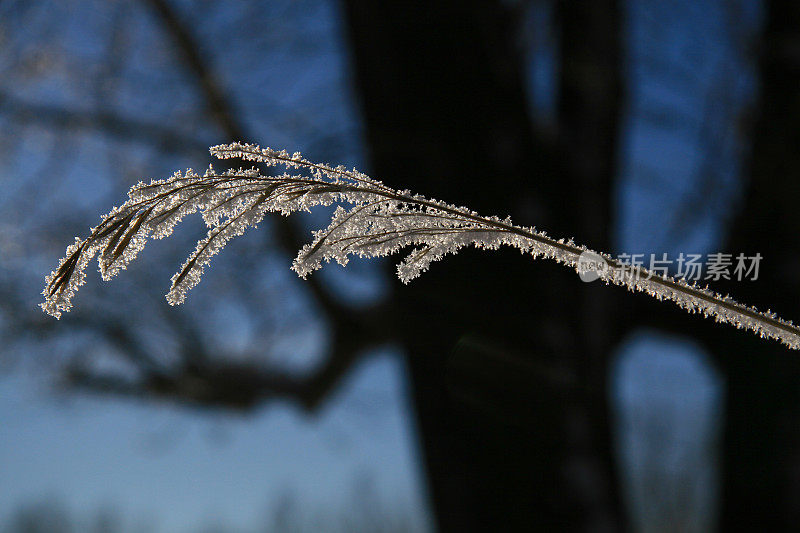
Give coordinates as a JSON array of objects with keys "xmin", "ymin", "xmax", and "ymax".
[{"xmin": 41, "ymin": 142, "xmax": 800, "ymax": 350}]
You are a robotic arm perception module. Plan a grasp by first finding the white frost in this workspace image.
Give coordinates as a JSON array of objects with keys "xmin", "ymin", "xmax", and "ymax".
[{"xmin": 41, "ymin": 142, "xmax": 800, "ymax": 350}]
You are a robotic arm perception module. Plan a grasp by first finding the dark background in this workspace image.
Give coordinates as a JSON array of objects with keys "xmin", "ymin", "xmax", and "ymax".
[{"xmin": 1, "ymin": 0, "xmax": 798, "ymax": 531}]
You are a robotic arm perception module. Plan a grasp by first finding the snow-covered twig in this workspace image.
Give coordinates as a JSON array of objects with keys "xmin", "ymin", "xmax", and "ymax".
[{"xmin": 42, "ymin": 142, "xmax": 800, "ymax": 350}]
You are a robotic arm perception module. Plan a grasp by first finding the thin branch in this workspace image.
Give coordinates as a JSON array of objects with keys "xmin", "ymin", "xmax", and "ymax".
[
  {"xmin": 144, "ymin": 0, "xmax": 244, "ymax": 141},
  {"xmin": 41, "ymin": 142, "xmax": 800, "ymax": 351}
]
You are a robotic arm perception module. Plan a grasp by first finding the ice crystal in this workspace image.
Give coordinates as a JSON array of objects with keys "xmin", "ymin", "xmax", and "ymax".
[{"xmin": 41, "ymin": 142, "xmax": 800, "ymax": 350}]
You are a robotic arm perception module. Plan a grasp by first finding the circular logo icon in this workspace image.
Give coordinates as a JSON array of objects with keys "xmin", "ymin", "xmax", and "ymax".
[{"xmin": 577, "ymin": 251, "xmax": 608, "ymax": 283}]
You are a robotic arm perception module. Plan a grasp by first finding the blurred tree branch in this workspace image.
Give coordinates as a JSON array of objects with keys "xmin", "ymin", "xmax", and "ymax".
[
  {"xmin": 142, "ymin": 0, "xmax": 388, "ymax": 328},
  {"xmin": 0, "ymin": 0, "xmax": 396, "ymax": 412},
  {"xmin": 65, "ymin": 303, "xmax": 393, "ymax": 411},
  {"xmin": 0, "ymin": 90, "xmax": 208, "ymax": 154}
]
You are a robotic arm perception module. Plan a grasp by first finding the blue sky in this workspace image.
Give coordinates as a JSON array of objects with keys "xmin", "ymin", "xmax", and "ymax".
[{"xmin": 0, "ymin": 349, "xmax": 431, "ymax": 531}]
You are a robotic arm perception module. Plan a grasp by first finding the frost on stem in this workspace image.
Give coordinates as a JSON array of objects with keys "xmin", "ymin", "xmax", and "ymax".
[{"xmin": 42, "ymin": 142, "xmax": 800, "ymax": 350}]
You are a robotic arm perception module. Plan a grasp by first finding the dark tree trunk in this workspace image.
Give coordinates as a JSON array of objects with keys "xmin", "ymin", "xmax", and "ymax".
[
  {"xmin": 627, "ymin": 0, "xmax": 800, "ymax": 529},
  {"xmin": 341, "ymin": 1, "xmax": 625, "ymax": 530},
  {"xmin": 712, "ymin": 0, "xmax": 800, "ymax": 529}
]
